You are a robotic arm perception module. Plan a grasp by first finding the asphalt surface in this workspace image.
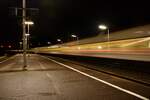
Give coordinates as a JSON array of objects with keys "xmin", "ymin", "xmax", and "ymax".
[
  {"xmin": 0, "ymin": 54, "xmax": 149, "ymax": 100},
  {"xmin": 42, "ymin": 54, "xmax": 150, "ymax": 85}
]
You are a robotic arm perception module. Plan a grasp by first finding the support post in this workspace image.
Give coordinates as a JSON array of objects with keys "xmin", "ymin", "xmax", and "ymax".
[{"xmin": 23, "ymin": 0, "xmax": 27, "ymax": 68}]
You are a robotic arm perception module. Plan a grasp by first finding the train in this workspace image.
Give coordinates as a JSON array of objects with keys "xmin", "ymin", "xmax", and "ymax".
[{"xmin": 32, "ymin": 25, "xmax": 150, "ymax": 61}]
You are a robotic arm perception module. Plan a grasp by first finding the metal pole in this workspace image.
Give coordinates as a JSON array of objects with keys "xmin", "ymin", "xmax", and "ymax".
[
  {"xmin": 27, "ymin": 24, "xmax": 29, "ymax": 35},
  {"xmin": 23, "ymin": 0, "xmax": 27, "ymax": 68},
  {"xmin": 27, "ymin": 24, "xmax": 30, "ymax": 50},
  {"xmin": 107, "ymin": 28, "xmax": 110, "ymax": 49}
]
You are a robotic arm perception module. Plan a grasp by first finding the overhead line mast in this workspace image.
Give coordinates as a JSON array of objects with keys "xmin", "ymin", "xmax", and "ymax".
[{"xmin": 22, "ymin": 0, "xmax": 27, "ymax": 68}]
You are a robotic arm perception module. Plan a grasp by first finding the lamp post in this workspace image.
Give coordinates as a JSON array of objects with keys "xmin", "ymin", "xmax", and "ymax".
[
  {"xmin": 25, "ymin": 21, "xmax": 34, "ymax": 34},
  {"xmin": 19, "ymin": 42, "xmax": 23, "ymax": 50},
  {"xmin": 25, "ymin": 21, "xmax": 34, "ymax": 51},
  {"xmin": 99, "ymin": 25, "xmax": 110, "ymax": 49},
  {"xmin": 57, "ymin": 39, "xmax": 63, "ymax": 47},
  {"xmin": 25, "ymin": 33, "xmax": 30, "ymax": 51},
  {"xmin": 71, "ymin": 34, "xmax": 79, "ymax": 45}
]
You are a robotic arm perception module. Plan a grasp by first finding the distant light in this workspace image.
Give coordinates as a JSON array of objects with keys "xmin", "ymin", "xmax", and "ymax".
[
  {"xmin": 8, "ymin": 45, "xmax": 12, "ymax": 48},
  {"xmin": 19, "ymin": 42, "xmax": 23, "ymax": 44},
  {"xmin": 78, "ymin": 47, "xmax": 81, "ymax": 50},
  {"xmin": 71, "ymin": 34, "xmax": 77, "ymax": 38},
  {"xmin": 47, "ymin": 42, "xmax": 51, "ymax": 44},
  {"xmin": 99, "ymin": 25, "xmax": 107, "ymax": 30},
  {"xmin": 98, "ymin": 46, "xmax": 102, "ymax": 49},
  {"xmin": 0, "ymin": 45, "xmax": 4, "ymax": 48},
  {"xmin": 57, "ymin": 39, "xmax": 61, "ymax": 42}
]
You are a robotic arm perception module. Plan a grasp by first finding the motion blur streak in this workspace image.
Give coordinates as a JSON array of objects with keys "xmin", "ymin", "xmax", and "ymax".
[{"xmin": 121, "ymin": 37, "xmax": 150, "ymax": 47}]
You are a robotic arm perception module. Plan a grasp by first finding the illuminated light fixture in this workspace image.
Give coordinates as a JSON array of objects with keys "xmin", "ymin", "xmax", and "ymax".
[
  {"xmin": 8, "ymin": 45, "xmax": 12, "ymax": 48},
  {"xmin": 47, "ymin": 42, "xmax": 51, "ymax": 44},
  {"xmin": 25, "ymin": 21, "xmax": 34, "ymax": 25},
  {"xmin": 98, "ymin": 25, "xmax": 107, "ymax": 30},
  {"xmin": 25, "ymin": 34, "xmax": 30, "ymax": 36},
  {"xmin": 99, "ymin": 24, "xmax": 110, "ymax": 49},
  {"xmin": 71, "ymin": 34, "xmax": 77, "ymax": 38},
  {"xmin": 57, "ymin": 39, "xmax": 61, "ymax": 42},
  {"xmin": 78, "ymin": 47, "xmax": 81, "ymax": 50},
  {"xmin": 19, "ymin": 42, "xmax": 23, "ymax": 44}
]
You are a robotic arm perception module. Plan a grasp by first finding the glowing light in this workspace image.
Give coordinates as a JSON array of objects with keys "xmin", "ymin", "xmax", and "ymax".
[
  {"xmin": 98, "ymin": 46, "xmax": 102, "ymax": 49},
  {"xmin": 57, "ymin": 39, "xmax": 61, "ymax": 42},
  {"xmin": 19, "ymin": 42, "xmax": 23, "ymax": 44},
  {"xmin": 25, "ymin": 21, "xmax": 34, "ymax": 25},
  {"xmin": 78, "ymin": 47, "xmax": 81, "ymax": 50},
  {"xmin": 8, "ymin": 45, "xmax": 12, "ymax": 48},
  {"xmin": 47, "ymin": 42, "xmax": 51, "ymax": 44},
  {"xmin": 99, "ymin": 25, "xmax": 107, "ymax": 30},
  {"xmin": 25, "ymin": 34, "xmax": 30, "ymax": 36},
  {"xmin": 71, "ymin": 34, "xmax": 77, "ymax": 38}
]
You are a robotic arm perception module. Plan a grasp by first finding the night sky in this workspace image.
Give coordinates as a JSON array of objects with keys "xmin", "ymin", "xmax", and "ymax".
[{"xmin": 0, "ymin": 0, "xmax": 150, "ymax": 49}]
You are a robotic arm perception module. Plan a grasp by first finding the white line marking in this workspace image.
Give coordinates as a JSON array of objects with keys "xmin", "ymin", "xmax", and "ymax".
[
  {"xmin": 39, "ymin": 62, "xmax": 46, "ymax": 70},
  {"xmin": 46, "ymin": 72, "xmax": 61, "ymax": 94},
  {"xmin": 41, "ymin": 56, "xmax": 149, "ymax": 100},
  {"xmin": 46, "ymin": 73, "xmax": 51, "ymax": 78},
  {"xmin": 0, "ymin": 55, "xmax": 16, "ymax": 64}
]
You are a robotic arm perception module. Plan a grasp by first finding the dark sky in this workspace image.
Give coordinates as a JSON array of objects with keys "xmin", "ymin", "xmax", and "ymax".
[{"xmin": 0, "ymin": 0, "xmax": 150, "ymax": 48}]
